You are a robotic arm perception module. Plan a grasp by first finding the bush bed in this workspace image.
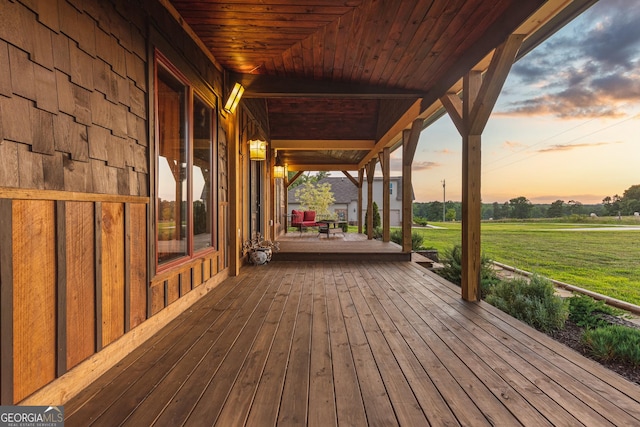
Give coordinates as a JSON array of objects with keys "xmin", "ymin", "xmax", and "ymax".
[
  {"xmin": 582, "ymin": 326, "xmax": 640, "ymax": 366},
  {"xmin": 484, "ymin": 275, "xmax": 568, "ymax": 333}
]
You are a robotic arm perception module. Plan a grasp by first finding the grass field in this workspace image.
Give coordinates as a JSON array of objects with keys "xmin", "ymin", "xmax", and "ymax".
[{"xmin": 412, "ymin": 222, "xmax": 640, "ymax": 306}]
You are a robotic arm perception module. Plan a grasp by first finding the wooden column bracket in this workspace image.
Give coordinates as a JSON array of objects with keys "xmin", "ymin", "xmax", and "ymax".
[
  {"xmin": 286, "ymin": 171, "xmax": 304, "ymax": 189},
  {"xmin": 402, "ymin": 120, "xmax": 422, "ymax": 252},
  {"xmin": 341, "ymin": 171, "xmax": 360, "ymax": 188}
]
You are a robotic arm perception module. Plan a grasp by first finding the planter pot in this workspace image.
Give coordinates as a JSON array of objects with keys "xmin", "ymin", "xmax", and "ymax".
[{"xmin": 249, "ymin": 247, "xmax": 272, "ymax": 265}]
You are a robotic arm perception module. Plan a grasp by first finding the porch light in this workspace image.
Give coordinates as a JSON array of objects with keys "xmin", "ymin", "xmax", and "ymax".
[
  {"xmin": 273, "ymin": 155, "xmax": 286, "ymax": 179},
  {"xmin": 223, "ymin": 82, "xmax": 244, "ymax": 114},
  {"xmin": 249, "ymin": 137, "xmax": 267, "ymax": 161}
]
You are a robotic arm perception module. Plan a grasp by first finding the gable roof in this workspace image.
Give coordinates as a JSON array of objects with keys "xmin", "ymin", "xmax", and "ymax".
[{"xmin": 288, "ymin": 176, "xmax": 404, "ymax": 204}]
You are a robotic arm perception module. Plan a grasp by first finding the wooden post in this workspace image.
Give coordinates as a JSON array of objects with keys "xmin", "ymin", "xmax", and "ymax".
[
  {"xmin": 440, "ymin": 34, "xmax": 523, "ymax": 301},
  {"xmin": 402, "ymin": 120, "xmax": 421, "ymax": 253},
  {"xmin": 357, "ymin": 168, "xmax": 363, "ymax": 234},
  {"xmin": 381, "ymin": 147, "xmax": 390, "ymax": 242},
  {"xmin": 365, "ymin": 160, "xmax": 376, "ymax": 239},
  {"xmin": 268, "ymin": 152, "xmax": 275, "ymax": 241},
  {"xmin": 283, "ymin": 173, "xmax": 289, "ymax": 234},
  {"xmin": 228, "ymin": 114, "xmax": 241, "ymax": 276}
]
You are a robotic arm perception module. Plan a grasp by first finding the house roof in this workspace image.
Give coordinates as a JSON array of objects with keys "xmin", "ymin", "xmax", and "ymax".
[
  {"xmin": 288, "ymin": 177, "xmax": 359, "ymax": 204},
  {"xmin": 168, "ymin": 0, "xmax": 596, "ymax": 171},
  {"xmin": 288, "ymin": 176, "xmax": 404, "ymax": 204}
]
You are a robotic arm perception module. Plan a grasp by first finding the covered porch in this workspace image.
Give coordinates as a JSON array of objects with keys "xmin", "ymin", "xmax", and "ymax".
[{"xmin": 63, "ymin": 261, "xmax": 640, "ymax": 426}]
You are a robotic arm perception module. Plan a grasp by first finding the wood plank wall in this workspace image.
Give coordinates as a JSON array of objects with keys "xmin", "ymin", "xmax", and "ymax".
[
  {"xmin": 149, "ymin": 253, "xmax": 219, "ymax": 317},
  {"xmin": 0, "ymin": 196, "xmax": 148, "ymax": 403}
]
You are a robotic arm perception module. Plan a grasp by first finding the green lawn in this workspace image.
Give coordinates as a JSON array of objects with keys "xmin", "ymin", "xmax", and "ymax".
[{"xmin": 412, "ymin": 222, "xmax": 640, "ymax": 306}]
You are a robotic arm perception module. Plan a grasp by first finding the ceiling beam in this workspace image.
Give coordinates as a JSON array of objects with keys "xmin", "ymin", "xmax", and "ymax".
[
  {"xmin": 287, "ymin": 164, "xmax": 359, "ymax": 171},
  {"xmin": 271, "ymin": 140, "xmax": 375, "ymax": 150},
  {"xmin": 233, "ymin": 73, "xmax": 425, "ymax": 99}
]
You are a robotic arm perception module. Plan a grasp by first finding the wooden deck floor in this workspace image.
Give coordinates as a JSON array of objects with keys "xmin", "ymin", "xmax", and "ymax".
[
  {"xmin": 274, "ymin": 232, "xmax": 410, "ymax": 261},
  {"xmin": 64, "ymin": 261, "xmax": 640, "ymax": 426}
]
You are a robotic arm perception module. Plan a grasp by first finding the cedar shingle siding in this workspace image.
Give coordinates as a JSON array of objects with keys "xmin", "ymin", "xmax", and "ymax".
[{"xmin": 0, "ymin": 0, "xmax": 149, "ymax": 195}]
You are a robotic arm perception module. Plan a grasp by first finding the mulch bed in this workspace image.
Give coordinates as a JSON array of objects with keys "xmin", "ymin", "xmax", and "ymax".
[{"xmin": 548, "ymin": 318, "xmax": 640, "ymax": 385}]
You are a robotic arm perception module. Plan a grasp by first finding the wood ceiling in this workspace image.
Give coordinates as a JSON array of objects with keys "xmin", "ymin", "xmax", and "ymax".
[{"xmin": 168, "ymin": 0, "xmax": 577, "ymax": 170}]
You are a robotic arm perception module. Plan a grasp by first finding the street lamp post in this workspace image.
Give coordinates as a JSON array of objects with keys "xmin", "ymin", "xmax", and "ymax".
[{"xmin": 442, "ymin": 179, "xmax": 446, "ymax": 222}]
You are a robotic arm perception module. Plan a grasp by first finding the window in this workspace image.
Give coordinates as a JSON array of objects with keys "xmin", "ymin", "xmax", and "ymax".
[
  {"xmin": 389, "ymin": 182, "xmax": 393, "ymax": 195},
  {"xmin": 155, "ymin": 54, "xmax": 216, "ymax": 269},
  {"xmin": 192, "ymin": 95, "xmax": 213, "ymax": 251}
]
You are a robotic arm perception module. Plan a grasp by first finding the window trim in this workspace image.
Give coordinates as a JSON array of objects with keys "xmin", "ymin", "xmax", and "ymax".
[{"xmin": 154, "ymin": 50, "xmax": 217, "ymax": 273}]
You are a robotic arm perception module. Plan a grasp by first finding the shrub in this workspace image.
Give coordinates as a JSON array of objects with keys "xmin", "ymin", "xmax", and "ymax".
[
  {"xmin": 390, "ymin": 229, "xmax": 402, "ymax": 245},
  {"xmin": 414, "ymin": 217, "xmax": 429, "ymax": 226},
  {"xmin": 437, "ymin": 244, "xmax": 499, "ymax": 297},
  {"xmin": 411, "ymin": 231, "xmax": 424, "ymax": 250},
  {"xmin": 485, "ymin": 275, "xmax": 568, "ymax": 333},
  {"xmin": 372, "ymin": 226, "xmax": 383, "ymax": 239},
  {"xmin": 389, "ymin": 230, "xmax": 424, "ymax": 250},
  {"xmin": 582, "ymin": 325, "xmax": 640, "ymax": 366},
  {"xmin": 364, "ymin": 201, "xmax": 381, "ymax": 234},
  {"xmin": 568, "ymin": 295, "xmax": 622, "ymax": 329}
]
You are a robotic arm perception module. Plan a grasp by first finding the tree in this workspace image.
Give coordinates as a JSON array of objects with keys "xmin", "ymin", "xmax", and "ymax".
[
  {"xmin": 501, "ymin": 202, "xmax": 511, "ymax": 219},
  {"xmin": 547, "ymin": 200, "xmax": 564, "ymax": 218},
  {"xmin": 622, "ymin": 184, "xmax": 640, "ymax": 201},
  {"xmin": 294, "ymin": 181, "xmax": 335, "ymax": 217},
  {"xmin": 492, "ymin": 202, "xmax": 502, "ymax": 219},
  {"xmin": 445, "ymin": 208, "xmax": 456, "ymax": 222},
  {"xmin": 364, "ymin": 201, "xmax": 381, "ymax": 234},
  {"xmin": 509, "ymin": 196, "xmax": 532, "ymax": 219},
  {"xmin": 602, "ymin": 195, "xmax": 621, "ymax": 216},
  {"xmin": 566, "ymin": 200, "xmax": 584, "ymax": 216},
  {"xmin": 621, "ymin": 184, "xmax": 640, "ymax": 215}
]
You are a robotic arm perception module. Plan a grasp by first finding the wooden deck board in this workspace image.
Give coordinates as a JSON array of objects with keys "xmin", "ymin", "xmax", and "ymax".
[
  {"xmin": 64, "ymin": 261, "xmax": 640, "ymax": 426},
  {"xmin": 397, "ymin": 262, "xmax": 639, "ymax": 424},
  {"xmin": 244, "ymin": 265, "xmax": 303, "ymax": 426},
  {"xmin": 64, "ymin": 274, "xmax": 246, "ymax": 421}
]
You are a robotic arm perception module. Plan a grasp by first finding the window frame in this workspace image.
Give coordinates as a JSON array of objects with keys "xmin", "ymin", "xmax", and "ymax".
[{"xmin": 154, "ymin": 51, "xmax": 217, "ymax": 273}]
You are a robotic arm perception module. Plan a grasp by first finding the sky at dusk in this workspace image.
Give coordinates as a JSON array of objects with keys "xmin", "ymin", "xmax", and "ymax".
[{"xmin": 397, "ymin": 0, "xmax": 640, "ymax": 204}]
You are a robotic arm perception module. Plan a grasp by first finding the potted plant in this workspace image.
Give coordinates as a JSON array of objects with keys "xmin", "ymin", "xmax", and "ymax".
[{"xmin": 242, "ymin": 233, "xmax": 280, "ymax": 265}]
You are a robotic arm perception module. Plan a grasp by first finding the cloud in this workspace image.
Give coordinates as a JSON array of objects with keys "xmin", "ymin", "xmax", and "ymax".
[
  {"xmin": 537, "ymin": 141, "xmax": 619, "ymax": 153},
  {"xmin": 388, "ymin": 157, "xmax": 441, "ymax": 172},
  {"xmin": 499, "ymin": 0, "xmax": 640, "ymax": 119},
  {"xmin": 591, "ymin": 74, "xmax": 640, "ymax": 100},
  {"xmin": 500, "ymin": 90, "xmax": 623, "ymax": 118},
  {"xmin": 502, "ymin": 140, "xmax": 527, "ymax": 150},
  {"xmin": 580, "ymin": 0, "xmax": 640, "ymax": 70},
  {"xmin": 412, "ymin": 160, "xmax": 441, "ymax": 171}
]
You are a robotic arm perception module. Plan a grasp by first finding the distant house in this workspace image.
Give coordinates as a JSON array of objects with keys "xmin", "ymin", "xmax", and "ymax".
[{"xmin": 288, "ymin": 176, "xmax": 407, "ymax": 226}]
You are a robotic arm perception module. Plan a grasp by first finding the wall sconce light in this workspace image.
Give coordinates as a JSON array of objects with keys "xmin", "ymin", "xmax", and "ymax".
[
  {"xmin": 249, "ymin": 137, "xmax": 267, "ymax": 161},
  {"xmin": 273, "ymin": 152, "xmax": 286, "ymax": 179},
  {"xmin": 223, "ymin": 82, "xmax": 244, "ymax": 114}
]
